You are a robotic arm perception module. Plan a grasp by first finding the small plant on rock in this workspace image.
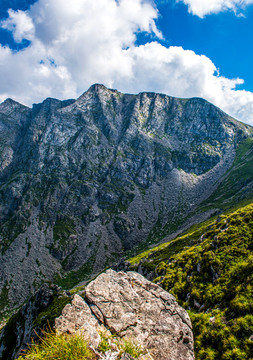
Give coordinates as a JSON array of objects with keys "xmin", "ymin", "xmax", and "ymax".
[
  {"xmin": 98, "ymin": 331, "xmax": 111, "ymax": 353},
  {"xmin": 120, "ymin": 338, "xmax": 144, "ymax": 358}
]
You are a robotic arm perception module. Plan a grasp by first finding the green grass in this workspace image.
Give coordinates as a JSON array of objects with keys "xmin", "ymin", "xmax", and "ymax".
[
  {"xmin": 97, "ymin": 331, "xmax": 144, "ymax": 358},
  {"xmin": 120, "ymin": 339, "xmax": 144, "ymax": 358},
  {"xmin": 199, "ymin": 138, "xmax": 253, "ymax": 212},
  {"xmin": 128, "ymin": 216, "xmax": 215, "ymax": 271},
  {"xmin": 17, "ymin": 330, "xmax": 95, "ymax": 360},
  {"xmin": 97, "ymin": 332, "xmax": 111, "ymax": 353},
  {"xmin": 128, "ymin": 201, "xmax": 253, "ymax": 359},
  {"xmin": 151, "ymin": 202, "xmax": 253, "ymax": 359}
]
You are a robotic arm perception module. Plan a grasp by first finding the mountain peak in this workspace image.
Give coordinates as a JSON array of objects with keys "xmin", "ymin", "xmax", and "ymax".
[
  {"xmin": 77, "ymin": 83, "xmax": 120, "ymax": 101},
  {"xmin": 0, "ymin": 97, "xmax": 29, "ymax": 111}
]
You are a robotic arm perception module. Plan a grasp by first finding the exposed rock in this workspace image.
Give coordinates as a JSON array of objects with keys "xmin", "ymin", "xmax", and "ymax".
[
  {"xmin": 55, "ymin": 294, "xmax": 106, "ymax": 348},
  {"xmin": 56, "ymin": 270, "xmax": 195, "ymax": 360},
  {"xmin": 0, "ymin": 284, "xmax": 70, "ymax": 360},
  {"xmin": 120, "ymin": 354, "xmax": 136, "ymax": 360}
]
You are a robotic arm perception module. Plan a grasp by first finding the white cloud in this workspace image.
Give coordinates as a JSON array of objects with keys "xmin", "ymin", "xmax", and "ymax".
[
  {"xmin": 177, "ymin": 0, "xmax": 253, "ymax": 17},
  {"xmin": 0, "ymin": 0, "xmax": 160, "ymax": 104},
  {"xmin": 0, "ymin": 0, "xmax": 253, "ymax": 125},
  {"xmin": 117, "ymin": 43, "xmax": 253, "ymax": 124},
  {"xmin": 1, "ymin": 9, "xmax": 35, "ymax": 42}
]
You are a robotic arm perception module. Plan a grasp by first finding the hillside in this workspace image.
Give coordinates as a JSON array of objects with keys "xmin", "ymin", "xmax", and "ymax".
[
  {"xmin": 0, "ymin": 84, "xmax": 253, "ymax": 318},
  {"xmin": 1, "ymin": 202, "xmax": 253, "ymax": 359},
  {"xmin": 128, "ymin": 202, "xmax": 253, "ymax": 359}
]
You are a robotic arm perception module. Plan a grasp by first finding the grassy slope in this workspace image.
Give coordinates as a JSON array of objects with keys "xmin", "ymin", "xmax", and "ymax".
[
  {"xmin": 2, "ymin": 205, "xmax": 253, "ymax": 359},
  {"xmin": 129, "ymin": 202, "xmax": 253, "ymax": 359},
  {"xmin": 199, "ymin": 137, "xmax": 253, "ymax": 212}
]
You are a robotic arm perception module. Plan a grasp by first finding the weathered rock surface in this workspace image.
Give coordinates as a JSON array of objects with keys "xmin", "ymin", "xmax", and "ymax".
[
  {"xmin": 56, "ymin": 270, "xmax": 195, "ymax": 360},
  {"xmin": 0, "ymin": 84, "xmax": 253, "ymax": 315}
]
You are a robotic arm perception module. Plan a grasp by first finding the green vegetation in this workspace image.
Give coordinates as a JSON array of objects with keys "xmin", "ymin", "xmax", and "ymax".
[
  {"xmin": 121, "ymin": 339, "xmax": 144, "ymax": 358},
  {"xmin": 97, "ymin": 332, "xmax": 111, "ymax": 353},
  {"xmin": 17, "ymin": 330, "xmax": 94, "ymax": 360},
  {"xmin": 15, "ymin": 328, "xmax": 143, "ymax": 360},
  {"xmin": 200, "ymin": 138, "xmax": 253, "ymax": 212},
  {"xmin": 33, "ymin": 295, "xmax": 71, "ymax": 330},
  {"xmin": 129, "ymin": 217, "xmax": 215, "ymax": 272},
  {"xmin": 129, "ymin": 202, "xmax": 253, "ymax": 359},
  {"xmin": 97, "ymin": 331, "xmax": 143, "ymax": 358},
  {"xmin": 53, "ymin": 217, "xmax": 76, "ymax": 247},
  {"xmin": 55, "ymin": 256, "xmax": 96, "ymax": 289}
]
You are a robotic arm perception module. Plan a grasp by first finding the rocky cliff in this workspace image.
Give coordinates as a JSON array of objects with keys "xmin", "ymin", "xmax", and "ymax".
[
  {"xmin": 0, "ymin": 84, "xmax": 252, "ymax": 316},
  {"xmin": 0, "ymin": 270, "xmax": 195, "ymax": 360}
]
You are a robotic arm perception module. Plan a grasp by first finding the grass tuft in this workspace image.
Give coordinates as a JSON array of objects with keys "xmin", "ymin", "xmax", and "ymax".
[
  {"xmin": 17, "ymin": 330, "xmax": 95, "ymax": 360},
  {"xmin": 120, "ymin": 338, "xmax": 144, "ymax": 358}
]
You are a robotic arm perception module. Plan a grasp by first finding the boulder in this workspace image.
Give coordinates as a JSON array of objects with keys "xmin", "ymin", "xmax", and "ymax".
[{"xmin": 56, "ymin": 270, "xmax": 195, "ymax": 360}]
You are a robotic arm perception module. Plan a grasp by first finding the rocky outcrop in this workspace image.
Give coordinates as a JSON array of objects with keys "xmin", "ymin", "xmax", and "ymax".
[
  {"xmin": 0, "ymin": 84, "xmax": 253, "ymax": 315},
  {"xmin": 0, "ymin": 284, "xmax": 71, "ymax": 360},
  {"xmin": 56, "ymin": 270, "xmax": 195, "ymax": 360}
]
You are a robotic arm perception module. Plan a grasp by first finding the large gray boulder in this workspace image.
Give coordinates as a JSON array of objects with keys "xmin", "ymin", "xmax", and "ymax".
[{"xmin": 56, "ymin": 270, "xmax": 195, "ymax": 360}]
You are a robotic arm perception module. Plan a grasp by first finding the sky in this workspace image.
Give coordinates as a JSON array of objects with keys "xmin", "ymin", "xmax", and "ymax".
[{"xmin": 0, "ymin": 1, "xmax": 253, "ymax": 125}]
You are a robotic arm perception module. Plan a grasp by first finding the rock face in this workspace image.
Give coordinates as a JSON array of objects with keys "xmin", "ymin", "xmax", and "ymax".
[
  {"xmin": 56, "ymin": 270, "xmax": 195, "ymax": 360},
  {"xmin": 0, "ymin": 84, "xmax": 252, "ymax": 315},
  {"xmin": 0, "ymin": 283, "xmax": 70, "ymax": 360}
]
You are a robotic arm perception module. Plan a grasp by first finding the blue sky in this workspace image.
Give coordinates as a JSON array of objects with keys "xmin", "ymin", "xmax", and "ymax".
[
  {"xmin": 0, "ymin": 0, "xmax": 253, "ymax": 125},
  {"xmin": 155, "ymin": 1, "xmax": 253, "ymax": 92}
]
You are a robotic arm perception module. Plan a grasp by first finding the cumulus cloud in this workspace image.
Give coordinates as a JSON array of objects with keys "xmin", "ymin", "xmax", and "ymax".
[
  {"xmin": 117, "ymin": 43, "xmax": 253, "ymax": 124},
  {"xmin": 1, "ymin": 9, "xmax": 35, "ymax": 42},
  {"xmin": 0, "ymin": 0, "xmax": 253, "ymax": 125},
  {"xmin": 177, "ymin": 0, "xmax": 253, "ymax": 17},
  {"xmin": 0, "ymin": 0, "xmax": 160, "ymax": 104}
]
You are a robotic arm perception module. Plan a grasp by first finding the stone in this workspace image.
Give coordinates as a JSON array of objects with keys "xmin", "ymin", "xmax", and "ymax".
[
  {"xmin": 55, "ymin": 294, "xmax": 107, "ymax": 348},
  {"xmin": 56, "ymin": 270, "xmax": 195, "ymax": 360},
  {"xmin": 120, "ymin": 354, "xmax": 135, "ymax": 360}
]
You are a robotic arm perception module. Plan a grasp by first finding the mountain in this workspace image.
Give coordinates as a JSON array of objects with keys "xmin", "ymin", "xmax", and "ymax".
[
  {"xmin": 0, "ymin": 84, "xmax": 253, "ymax": 318},
  {"xmin": 128, "ymin": 202, "xmax": 253, "ymax": 359}
]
